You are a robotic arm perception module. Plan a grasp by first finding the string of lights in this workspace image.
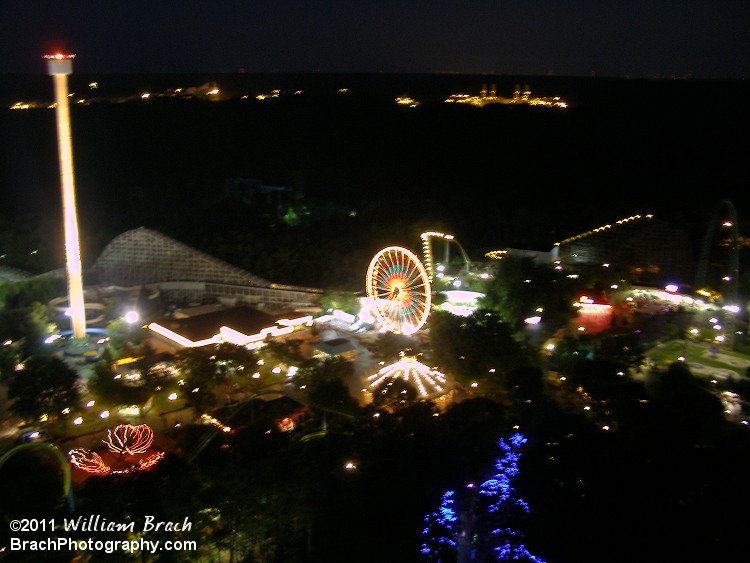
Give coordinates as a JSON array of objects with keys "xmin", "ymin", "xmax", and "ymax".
[{"xmin": 554, "ymin": 214, "xmax": 653, "ymax": 246}]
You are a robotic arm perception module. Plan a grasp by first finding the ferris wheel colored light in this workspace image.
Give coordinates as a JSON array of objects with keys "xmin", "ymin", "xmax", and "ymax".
[{"xmin": 366, "ymin": 246, "xmax": 431, "ymax": 335}]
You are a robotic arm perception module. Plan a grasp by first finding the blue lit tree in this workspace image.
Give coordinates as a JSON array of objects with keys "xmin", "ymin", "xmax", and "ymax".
[
  {"xmin": 421, "ymin": 433, "xmax": 546, "ymax": 563},
  {"xmin": 421, "ymin": 490, "xmax": 460, "ymax": 562}
]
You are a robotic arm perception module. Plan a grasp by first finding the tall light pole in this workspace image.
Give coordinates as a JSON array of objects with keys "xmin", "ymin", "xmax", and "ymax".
[{"xmin": 45, "ymin": 53, "xmax": 86, "ymax": 340}]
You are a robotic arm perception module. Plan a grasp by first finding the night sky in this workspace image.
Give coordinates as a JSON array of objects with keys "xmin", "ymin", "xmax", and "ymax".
[{"xmin": 2, "ymin": 1, "xmax": 749, "ymax": 77}]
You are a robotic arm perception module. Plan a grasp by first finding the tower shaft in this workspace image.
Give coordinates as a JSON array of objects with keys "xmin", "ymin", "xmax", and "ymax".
[{"xmin": 48, "ymin": 56, "xmax": 86, "ymax": 339}]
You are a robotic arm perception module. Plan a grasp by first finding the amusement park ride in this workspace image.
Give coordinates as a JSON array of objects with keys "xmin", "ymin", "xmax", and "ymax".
[
  {"xmin": 420, "ymin": 231, "xmax": 472, "ymax": 282},
  {"xmin": 364, "ymin": 230, "xmax": 479, "ymax": 335},
  {"xmin": 363, "ymin": 244, "xmax": 453, "ymax": 400},
  {"xmin": 366, "ymin": 246, "xmax": 432, "ymax": 336}
]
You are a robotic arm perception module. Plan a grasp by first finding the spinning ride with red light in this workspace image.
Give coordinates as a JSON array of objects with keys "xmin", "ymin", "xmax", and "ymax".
[
  {"xmin": 68, "ymin": 424, "xmax": 164, "ymax": 476},
  {"xmin": 366, "ymin": 246, "xmax": 431, "ymax": 335}
]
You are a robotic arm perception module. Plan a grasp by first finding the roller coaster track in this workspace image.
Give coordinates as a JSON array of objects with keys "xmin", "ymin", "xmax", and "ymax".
[
  {"xmin": 0, "ymin": 442, "xmax": 74, "ymax": 513},
  {"xmin": 420, "ymin": 231, "xmax": 472, "ymax": 281}
]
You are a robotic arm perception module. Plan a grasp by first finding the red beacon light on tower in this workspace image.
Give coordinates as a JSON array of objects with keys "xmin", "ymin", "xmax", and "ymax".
[
  {"xmin": 44, "ymin": 53, "xmax": 76, "ymax": 60},
  {"xmin": 43, "ymin": 53, "xmax": 76, "ymax": 75}
]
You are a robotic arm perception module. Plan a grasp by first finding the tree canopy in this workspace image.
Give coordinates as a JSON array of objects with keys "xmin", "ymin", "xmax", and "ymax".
[
  {"xmin": 479, "ymin": 255, "xmax": 577, "ymax": 331},
  {"xmin": 7, "ymin": 355, "xmax": 82, "ymax": 422}
]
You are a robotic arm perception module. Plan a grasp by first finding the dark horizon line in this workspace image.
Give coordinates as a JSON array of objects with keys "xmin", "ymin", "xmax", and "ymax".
[{"xmin": 1, "ymin": 69, "xmax": 747, "ymax": 81}]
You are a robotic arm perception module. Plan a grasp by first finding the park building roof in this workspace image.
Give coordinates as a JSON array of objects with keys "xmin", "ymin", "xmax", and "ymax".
[
  {"xmin": 146, "ymin": 304, "xmax": 315, "ymax": 354},
  {"xmin": 313, "ymin": 337, "xmax": 357, "ymax": 361}
]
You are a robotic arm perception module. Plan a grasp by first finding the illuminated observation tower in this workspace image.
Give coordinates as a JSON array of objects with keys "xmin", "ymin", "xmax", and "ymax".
[{"xmin": 45, "ymin": 53, "xmax": 86, "ymax": 340}]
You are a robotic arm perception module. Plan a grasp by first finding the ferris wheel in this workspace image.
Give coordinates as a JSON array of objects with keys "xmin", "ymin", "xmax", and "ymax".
[{"xmin": 366, "ymin": 246, "xmax": 432, "ymax": 335}]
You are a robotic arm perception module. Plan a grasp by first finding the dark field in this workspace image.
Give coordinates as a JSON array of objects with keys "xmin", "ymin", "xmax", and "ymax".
[{"xmin": 1, "ymin": 73, "xmax": 749, "ymax": 288}]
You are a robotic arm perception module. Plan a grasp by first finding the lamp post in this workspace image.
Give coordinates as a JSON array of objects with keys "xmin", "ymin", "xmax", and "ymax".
[{"xmin": 124, "ymin": 310, "xmax": 139, "ymax": 343}]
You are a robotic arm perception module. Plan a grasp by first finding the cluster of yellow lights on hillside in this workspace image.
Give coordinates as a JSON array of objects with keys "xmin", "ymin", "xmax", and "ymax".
[
  {"xmin": 444, "ymin": 85, "xmax": 567, "ymax": 108},
  {"xmin": 148, "ymin": 315, "xmax": 313, "ymax": 350},
  {"xmin": 11, "ymin": 73, "xmax": 219, "ymax": 110},
  {"xmin": 256, "ymin": 89, "xmax": 281, "ymax": 100},
  {"xmin": 555, "ymin": 214, "xmax": 654, "ymax": 246},
  {"xmin": 395, "ymin": 96, "xmax": 420, "ymax": 107}
]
